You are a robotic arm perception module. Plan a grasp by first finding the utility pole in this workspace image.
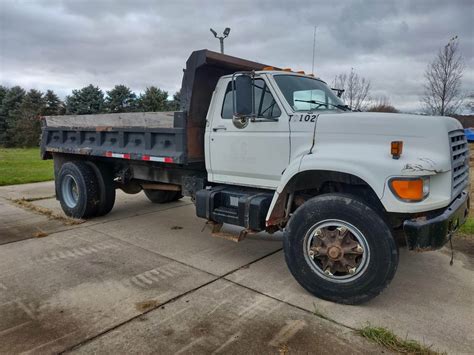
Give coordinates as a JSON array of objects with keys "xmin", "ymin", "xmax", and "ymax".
[{"xmin": 210, "ymin": 27, "xmax": 231, "ymax": 54}]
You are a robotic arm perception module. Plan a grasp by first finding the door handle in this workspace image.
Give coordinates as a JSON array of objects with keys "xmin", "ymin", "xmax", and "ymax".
[{"xmin": 213, "ymin": 125, "xmax": 227, "ymax": 132}]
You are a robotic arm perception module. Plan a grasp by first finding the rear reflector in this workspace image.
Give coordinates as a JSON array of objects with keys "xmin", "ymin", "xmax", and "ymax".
[
  {"xmin": 141, "ymin": 155, "xmax": 173, "ymax": 163},
  {"xmin": 105, "ymin": 151, "xmax": 129, "ymax": 159}
]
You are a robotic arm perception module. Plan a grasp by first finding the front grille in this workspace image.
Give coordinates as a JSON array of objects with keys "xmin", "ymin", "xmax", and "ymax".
[{"xmin": 449, "ymin": 130, "xmax": 469, "ymax": 198}]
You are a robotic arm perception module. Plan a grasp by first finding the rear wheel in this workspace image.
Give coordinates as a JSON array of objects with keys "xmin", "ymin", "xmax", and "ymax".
[
  {"xmin": 57, "ymin": 161, "xmax": 100, "ymax": 218},
  {"xmin": 86, "ymin": 162, "xmax": 116, "ymax": 216},
  {"xmin": 283, "ymin": 193, "xmax": 398, "ymax": 304},
  {"xmin": 144, "ymin": 189, "xmax": 182, "ymax": 203}
]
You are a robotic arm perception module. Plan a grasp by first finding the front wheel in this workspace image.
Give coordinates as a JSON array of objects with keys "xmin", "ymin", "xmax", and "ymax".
[{"xmin": 283, "ymin": 193, "xmax": 398, "ymax": 305}]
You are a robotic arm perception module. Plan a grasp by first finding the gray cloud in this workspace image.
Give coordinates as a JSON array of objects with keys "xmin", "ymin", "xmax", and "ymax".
[{"xmin": 0, "ymin": 0, "xmax": 472, "ymax": 111}]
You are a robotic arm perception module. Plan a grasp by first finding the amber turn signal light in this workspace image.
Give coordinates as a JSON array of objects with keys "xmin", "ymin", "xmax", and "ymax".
[
  {"xmin": 389, "ymin": 178, "xmax": 429, "ymax": 202},
  {"xmin": 391, "ymin": 141, "xmax": 403, "ymax": 159}
]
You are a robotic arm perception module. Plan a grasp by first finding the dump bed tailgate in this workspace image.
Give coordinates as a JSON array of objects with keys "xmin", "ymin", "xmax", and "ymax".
[{"xmin": 41, "ymin": 111, "xmax": 188, "ymax": 164}]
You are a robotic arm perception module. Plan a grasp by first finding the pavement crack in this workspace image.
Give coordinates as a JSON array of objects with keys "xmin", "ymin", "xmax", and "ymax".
[
  {"xmin": 9, "ymin": 198, "xmax": 84, "ymax": 225},
  {"xmin": 60, "ymin": 247, "xmax": 283, "ymax": 353},
  {"xmin": 0, "ymin": 202, "xmax": 193, "ymax": 246}
]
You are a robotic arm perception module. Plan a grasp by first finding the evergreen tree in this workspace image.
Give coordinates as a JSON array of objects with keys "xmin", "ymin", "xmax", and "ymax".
[
  {"xmin": 8, "ymin": 89, "xmax": 46, "ymax": 147},
  {"xmin": 137, "ymin": 86, "xmax": 168, "ymax": 112},
  {"xmin": 0, "ymin": 86, "xmax": 8, "ymax": 110},
  {"xmin": 43, "ymin": 90, "xmax": 65, "ymax": 116},
  {"xmin": 65, "ymin": 84, "xmax": 105, "ymax": 114},
  {"xmin": 167, "ymin": 91, "xmax": 181, "ymax": 111},
  {"xmin": 105, "ymin": 85, "xmax": 137, "ymax": 113},
  {"xmin": 0, "ymin": 86, "xmax": 25, "ymax": 146}
]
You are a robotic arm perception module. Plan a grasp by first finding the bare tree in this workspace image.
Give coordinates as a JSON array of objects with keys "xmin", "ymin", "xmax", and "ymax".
[
  {"xmin": 333, "ymin": 68, "xmax": 371, "ymax": 111},
  {"xmin": 463, "ymin": 92, "xmax": 474, "ymax": 114},
  {"xmin": 368, "ymin": 96, "xmax": 398, "ymax": 113},
  {"xmin": 422, "ymin": 36, "xmax": 464, "ymax": 116}
]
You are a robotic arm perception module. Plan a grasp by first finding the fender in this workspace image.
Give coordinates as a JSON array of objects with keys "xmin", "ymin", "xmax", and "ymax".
[
  {"xmin": 265, "ymin": 152, "xmax": 383, "ymax": 226},
  {"xmin": 265, "ymin": 139, "xmax": 450, "ymax": 226}
]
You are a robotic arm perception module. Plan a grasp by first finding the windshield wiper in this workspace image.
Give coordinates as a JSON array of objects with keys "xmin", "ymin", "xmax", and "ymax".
[{"xmin": 295, "ymin": 99, "xmax": 351, "ymax": 111}]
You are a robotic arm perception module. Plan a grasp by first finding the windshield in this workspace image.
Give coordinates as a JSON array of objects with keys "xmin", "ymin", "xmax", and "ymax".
[{"xmin": 273, "ymin": 75, "xmax": 347, "ymax": 112}]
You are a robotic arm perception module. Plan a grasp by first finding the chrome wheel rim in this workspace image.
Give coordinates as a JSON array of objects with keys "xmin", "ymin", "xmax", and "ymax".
[
  {"xmin": 62, "ymin": 174, "xmax": 79, "ymax": 208},
  {"xmin": 304, "ymin": 219, "xmax": 370, "ymax": 283}
]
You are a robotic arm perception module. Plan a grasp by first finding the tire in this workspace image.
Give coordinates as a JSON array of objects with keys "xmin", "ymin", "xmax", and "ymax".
[
  {"xmin": 283, "ymin": 193, "xmax": 398, "ymax": 305},
  {"xmin": 144, "ymin": 189, "xmax": 182, "ymax": 203},
  {"xmin": 57, "ymin": 161, "xmax": 100, "ymax": 218},
  {"xmin": 86, "ymin": 162, "xmax": 116, "ymax": 217}
]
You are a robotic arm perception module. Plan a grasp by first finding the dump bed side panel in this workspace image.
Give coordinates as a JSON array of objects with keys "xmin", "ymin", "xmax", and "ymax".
[{"xmin": 41, "ymin": 112, "xmax": 187, "ymax": 164}]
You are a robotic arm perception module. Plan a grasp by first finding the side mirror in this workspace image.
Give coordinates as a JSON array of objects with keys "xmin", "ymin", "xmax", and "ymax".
[{"xmin": 233, "ymin": 75, "xmax": 253, "ymax": 117}]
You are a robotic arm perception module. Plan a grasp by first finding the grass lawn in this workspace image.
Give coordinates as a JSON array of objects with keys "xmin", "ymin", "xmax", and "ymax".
[
  {"xmin": 459, "ymin": 216, "xmax": 474, "ymax": 234},
  {"xmin": 0, "ymin": 148, "xmax": 54, "ymax": 186}
]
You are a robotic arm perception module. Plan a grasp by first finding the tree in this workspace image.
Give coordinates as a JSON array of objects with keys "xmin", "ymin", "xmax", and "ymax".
[
  {"xmin": 167, "ymin": 91, "xmax": 181, "ymax": 111},
  {"xmin": 105, "ymin": 85, "xmax": 137, "ymax": 113},
  {"xmin": 43, "ymin": 90, "xmax": 65, "ymax": 116},
  {"xmin": 333, "ymin": 69, "xmax": 371, "ymax": 111},
  {"xmin": 422, "ymin": 37, "xmax": 464, "ymax": 116},
  {"xmin": 0, "ymin": 86, "xmax": 25, "ymax": 146},
  {"xmin": 0, "ymin": 86, "xmax": 8, "ymax": 109},
  {"xmin": 137, "ymin": 86, "xmax": 168, "ymax": 112},
  {"xmin": 66, "ymin": 84, "xmax": 105, "ymax": 115},
  {"xmin": 8, "ymin": 89, "xmax": 46, "ymax": 147},
  {"xmin": 367, "ymin": 96, "xmax": 398, "ymax": 113},
  {"xmin": 463, "ymin": 92, "xmax": 474, "ymax": 114}
]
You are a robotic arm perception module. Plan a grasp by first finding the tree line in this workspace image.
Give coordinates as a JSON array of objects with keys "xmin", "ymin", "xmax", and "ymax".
[{"xmin": 0, "ymin": 85, "xmax": 180, "ymax": 147}]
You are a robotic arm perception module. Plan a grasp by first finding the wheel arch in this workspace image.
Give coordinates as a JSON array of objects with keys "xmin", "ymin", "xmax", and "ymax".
[{"xmin": 266, "ymin": 169, "xmax": 385, "ymax": 227}]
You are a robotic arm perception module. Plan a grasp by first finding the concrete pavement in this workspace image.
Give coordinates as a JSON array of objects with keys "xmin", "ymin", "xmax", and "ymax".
[{"xmin": 0, "ymin": 181, "xmax": 472, "ymax": 354}]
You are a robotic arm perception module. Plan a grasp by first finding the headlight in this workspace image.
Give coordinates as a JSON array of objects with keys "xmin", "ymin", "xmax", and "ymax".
[{"xmin": 389, "ymin": 177, "xmax": 430, "ymax": 202}]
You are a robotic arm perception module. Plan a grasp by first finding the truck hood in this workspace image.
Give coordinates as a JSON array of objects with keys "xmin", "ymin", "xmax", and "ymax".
[
  {"xmin": 316, "ymin": 112, "xmax": 462, "ymax": 137},
  {"xmin": 313, "ymin": 112, "xmax": 463, "ymax": 175}
]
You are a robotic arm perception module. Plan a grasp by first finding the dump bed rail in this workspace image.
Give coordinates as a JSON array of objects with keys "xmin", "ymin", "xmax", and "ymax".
[{"xmin": 41, "ymin": 111, "xmax": 188, "ymax": 164}]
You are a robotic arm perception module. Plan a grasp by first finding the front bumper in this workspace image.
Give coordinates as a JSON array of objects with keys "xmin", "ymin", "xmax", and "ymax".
[{"xmin": 403, "ymin": 190, "xmax": 469, "ymax": 250}]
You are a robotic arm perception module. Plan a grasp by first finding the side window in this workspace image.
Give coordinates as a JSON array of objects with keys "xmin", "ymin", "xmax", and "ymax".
[
  {"xmin": 254, "ymin": 79, "xmax": 281, "ymax": 119},
  {"xmin": 221, "ymin": 83, "xmax": 234, "ymax": 119},
  {"xmin": 221, "ymin": 79, "xmax": 281, "ymax": 119}
]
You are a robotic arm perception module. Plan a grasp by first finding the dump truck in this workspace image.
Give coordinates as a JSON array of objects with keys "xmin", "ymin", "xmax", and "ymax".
[{"xmin": 40, "ymin": 49, "xmax": 470, "ymax": 304}]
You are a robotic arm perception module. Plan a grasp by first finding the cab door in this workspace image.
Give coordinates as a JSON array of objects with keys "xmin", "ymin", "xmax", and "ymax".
[{"xmin": 207, "ymin": 76, "xmax": 289, "ymax": 189}]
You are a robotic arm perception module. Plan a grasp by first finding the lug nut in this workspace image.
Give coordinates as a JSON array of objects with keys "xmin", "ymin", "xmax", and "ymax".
[
  {"xmin": 356, "ymin": 245, "xmax": 363, "ymax": 253},
  {"xmin": 308, "ymin": 250, "xmax": 315, "ymax": 258},
  {"xmin": 348, "ymin": 267, "xmax": 356, "ymax": 274}
]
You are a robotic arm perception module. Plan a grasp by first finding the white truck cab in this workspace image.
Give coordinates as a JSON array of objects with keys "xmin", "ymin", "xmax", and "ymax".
[{"xmin": 41, "ymin": 50, "xmax": 469, "ymax": 304}]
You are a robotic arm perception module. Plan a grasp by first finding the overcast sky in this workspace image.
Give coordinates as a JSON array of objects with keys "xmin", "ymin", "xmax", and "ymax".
[{"xmin": 0, "ymin": 0, "xmax": 472, "ymax": 112}]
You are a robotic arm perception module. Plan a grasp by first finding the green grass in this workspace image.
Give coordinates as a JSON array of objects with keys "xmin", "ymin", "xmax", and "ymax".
[
  {"xmin": 459, "ymin": 217, "xmax": 474, "ymax": 234},
  {"xmin": 0, "ymin": 148, "xmax": 54, "ymax": 186},
  {"xmin": 359, "ymin": 326, "xmax": 441, "ymax": 354}
]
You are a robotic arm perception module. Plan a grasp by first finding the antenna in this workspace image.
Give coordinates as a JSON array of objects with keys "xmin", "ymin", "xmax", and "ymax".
[{"xmin": 311, "ymin": 26, "xmax": 317, "ymax": 75}]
